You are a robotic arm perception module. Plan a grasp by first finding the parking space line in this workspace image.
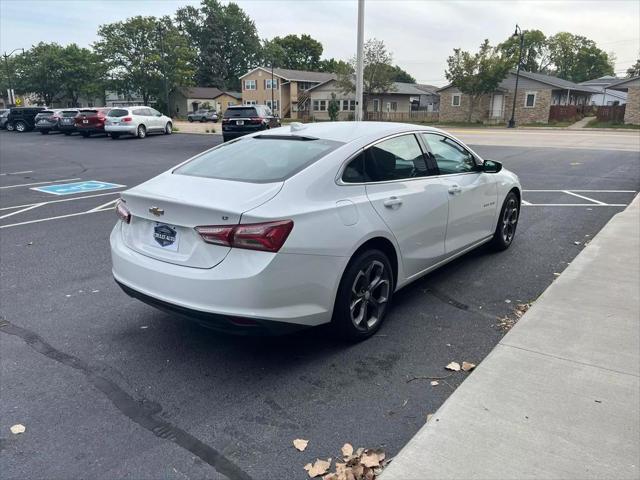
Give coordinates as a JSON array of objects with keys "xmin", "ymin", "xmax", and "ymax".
[
  {"xmin": 0, "ymin": 178, "xmax": 81, "ymax": 189},
  {"xmin": 0, "ymin": 203, "xmax": 45, "ymax": 220},
  {"xmin": 521, "ymin": 199, "xmax": 532, "ymax": 206},
  {"xmin": 87, "ymin": 199, "xmax": 117, "ymax": 212},
  {"xmin": 0, "ymin": 191, "xmax": 123, "ymax": 212},
  {"xmin": 0, "ymin": 170, "xmax": 34, "ymax": 176},
  {"xmin": 523, "ymin": 189, "xmax": 636, "ymax": 193},
  {"xmin": 562, "ymin": 190, "xmax": 606, "ymax": 205},
  {"xmin": 0, "ymin": 209, "xmax": 112, "ymax": 229},
  {"xmin": 523, "ymin": 203, "xmax": 627, "ymax": 207}
]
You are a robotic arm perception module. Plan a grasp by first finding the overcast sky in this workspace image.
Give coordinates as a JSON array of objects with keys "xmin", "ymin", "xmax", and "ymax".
[{"xmin": 1, "ymin": 0, "xmax": 638, "ymax": 86}]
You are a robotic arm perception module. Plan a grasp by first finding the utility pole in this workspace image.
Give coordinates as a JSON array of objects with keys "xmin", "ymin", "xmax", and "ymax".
[
  {"xmin": 355, "ymin": 0, "xmax": 365, "ymax": 121},
  {"xmin": 271, "ymin": 62, "xmax": 275, "ymax": 114},
  {"xmin": 3, "ymin": 48, "xmax": 24, "ymax": 106},
  {"xmin": 508, "ymin": 25, "xmax": 524, "ymax": 128},
  {"xmin": 157, "ymin": 25, "xmax": 170, "ymax": 115}
]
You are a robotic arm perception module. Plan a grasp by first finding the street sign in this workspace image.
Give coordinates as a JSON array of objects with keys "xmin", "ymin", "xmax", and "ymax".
[{"xmin": 31, "ymin": 180, "xmax": 125, "ymax": 196}]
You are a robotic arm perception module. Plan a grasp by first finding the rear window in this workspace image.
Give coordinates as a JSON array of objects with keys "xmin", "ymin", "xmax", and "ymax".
[
  {"xmin": 79, "ymin": 109, "xmax": 98, "ymax": 114},
  {"xmin": 62, "ymin": 111, "xmax": 78, "ymax": 117},
  {"xmin": 224, "ymin": 107, "xmax": 257, "ymax": 118},
  {"xmin": 108, "ymin": 109, "xmax": 129, "ymax": 117},
  {"xmin": 174, "ymin": 136, "xmax": 343, "ymax": 183},
  {"xmin": 37, "ymin": 110, "xmax": 54, "ymax": 115}
]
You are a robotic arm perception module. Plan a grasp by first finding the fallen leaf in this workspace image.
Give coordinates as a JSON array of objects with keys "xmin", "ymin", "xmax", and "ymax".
[
  {"xmin": 445, "ymin": 362, "xmax": 461, "ymax": 372},
  {"xmin": 361, "ymin": 450, "xmax": 381, "ymax": 468},
  {"xmin": 10, "ymin": 424, "xmax": 25, "ymax": 434},
  {"xmin": 322, "ymin": 474, "xmax": 338, "ymax": 480},
  {"xmin": 430, "ymin": 380, "xmax": 439, "ymax": 386},
  {"xmin": 306, "ymin": 458, "xmax": 331, "ymax": 477},
  {"xmin": 574, "ymin": 241, "xmax": 581, "ymax": 245},
  {"xmin": 462, "ymin": 362, "xmax": 476, "ymax": 372},
  {"xmin": 426, "ymin": 413, "xmax": 434, "ymax": 422},
  {"xmin": 504, "ymin": 299, "xmax": 512, "ymax": 304},
  {"xmin": 341, "ymin": 443, "xmax": 353, "ymax": 458},
  {"xmin": 293, "ymin": 438, "xmax": 309, "ymax": 451}
]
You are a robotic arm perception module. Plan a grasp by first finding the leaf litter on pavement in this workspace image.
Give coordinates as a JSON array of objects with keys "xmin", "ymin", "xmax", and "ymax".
[{"xmin": 298, "ymin": 441, "xmax": 390, "ymax": 479}]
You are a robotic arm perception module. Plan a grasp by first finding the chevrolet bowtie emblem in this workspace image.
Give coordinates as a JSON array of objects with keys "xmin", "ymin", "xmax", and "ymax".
[{"xmin": 149, "ymin": 206, "xmax": 164, "ymax": 217}]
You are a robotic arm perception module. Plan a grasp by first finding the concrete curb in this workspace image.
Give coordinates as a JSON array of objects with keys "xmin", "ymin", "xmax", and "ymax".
[{"xmin": 382, "ymin": 195, "xmax": 640, "ymax": 480}]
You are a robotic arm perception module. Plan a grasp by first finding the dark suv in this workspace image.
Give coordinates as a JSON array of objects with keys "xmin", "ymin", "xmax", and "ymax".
[
  {"xmin": 57, "ymin": 109, "xmax": 81, "ymax": 135},
  {"xmin": 222, "ymin": 105, "xmax": 280, "ymax": 142},
  {"xmin": 6, "ymin": 107, "xmax": 46, "ymax": 132},
  {"xmin": 34, "ymin": 109, "xmax": 63, "ymax": 134}
]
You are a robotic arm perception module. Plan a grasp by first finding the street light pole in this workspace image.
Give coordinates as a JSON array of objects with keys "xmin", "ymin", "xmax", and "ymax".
[
  {"xmin": 271, "ymin": 62, "xmax": 275, "ymax": 114},
  {"xmin": 3, "ymin": 48, "xmax": 24, "ymax": 106},
  {"xmin": 157, "ymin": 26, "xmax": 170, "ymax": 115},
  {"xmin": 355, "ymin": 0, "xmax": 365, "ymax": 121},
  {"xmin": 508, "ymin": 25, "xmax": 524, "ymax": 128}
]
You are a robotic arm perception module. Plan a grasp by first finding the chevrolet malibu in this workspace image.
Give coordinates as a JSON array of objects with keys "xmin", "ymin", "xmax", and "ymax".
[{"xmin": 111, "ymin": 122, "xmax": 521, "ymax": 340}]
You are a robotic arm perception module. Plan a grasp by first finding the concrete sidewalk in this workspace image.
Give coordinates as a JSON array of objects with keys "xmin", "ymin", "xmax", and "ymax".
[{"xmin": 382, "ymin": 196, "xmax": 640, "ymax": 480}]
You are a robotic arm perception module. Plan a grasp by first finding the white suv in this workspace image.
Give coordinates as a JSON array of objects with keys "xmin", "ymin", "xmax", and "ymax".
[{"xmin": 105, "ymin": 106, "xmax": 173, "ymax": 139}]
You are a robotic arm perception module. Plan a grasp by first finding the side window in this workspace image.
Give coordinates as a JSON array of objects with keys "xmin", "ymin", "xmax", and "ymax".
[
  {"xmin": 148, "ymin": 108, "xmax": 161, "ymax": 116},
  {"xmin": 365, "ymin": 134, "xmax": 428, "ymax": 182},
  {"xmin": 421, "ymin": 133, "xmax": 477, "ymax": 175},
  {"xmin": 132, "ymin": 108, "xmax": 145, "ymax": 116},
  {"xmin": 341, "ymin": 152, "xmax": 366, "ymax": 183}
]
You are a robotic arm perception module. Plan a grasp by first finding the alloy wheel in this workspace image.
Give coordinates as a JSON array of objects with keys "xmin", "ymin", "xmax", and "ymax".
[
  {"xmin": 501, "ymin": 198, "xmax": 518, "ymax": 244},
  {"xmin": 349, "ymin": 260, "xmax": 390, "ymax": 330},
  {"xmin": 138, "ymin": 125, "xmax": 146, "ymax": 138},
  {"xmin": 15, "ymin": 122, "xmax": 25, "ymax": 132}
]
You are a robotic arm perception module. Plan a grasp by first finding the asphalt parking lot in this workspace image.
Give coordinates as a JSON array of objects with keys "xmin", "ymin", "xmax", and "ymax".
[{"xmin": 1, "ymin": 129, "xmax": 639, "ymax": 480}]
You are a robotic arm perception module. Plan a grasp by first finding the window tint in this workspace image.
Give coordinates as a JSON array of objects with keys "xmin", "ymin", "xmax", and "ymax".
[
  {"xmin": 224, "ymin": 107, "xmax": 257, "ymax": 118},
  {"xmin": 148, "ymin": 108, "xmax": 161, "ymax": 116},
  {"xmin": 132, "ymin": 108, "xmax": 146, "ymax": 116},
  {"xmin": 422, "ymin": 133, "xmax": 477, "ymax": 175},
  {"xmin": 364, "ymin": 134, "xmax": 428, "ymax": 182},
  {"xmin": 342, "ymin": 153, "xmax": 366, "ymax": 183},
  {"xmin": 174, "ymin": 137, "xmax": 342, "ymax": 183},
  {"xmin": 108, "ymin": 109, "xmax": 129, "ymax": 117}
]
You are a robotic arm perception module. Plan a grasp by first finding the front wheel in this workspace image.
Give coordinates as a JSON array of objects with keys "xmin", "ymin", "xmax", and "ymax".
[
  {"xmin": 332, "ymin": 249, "xmax": 393, "ymax": 341},
  {"xmin": 15, "ymin": 121, "xmax": 26, "ymax": 132},
  {"xmin": 40, "ymin": 130, "xmax": 49, "ymax": 135},
  {"xmin": 111, "ymin": 133, "xmax": 120, "ymax": 139},
  {"xmin": 63, "ymin": 131, "xmax": 71, "ymax": 136},
  {"xmin": 81, "ymin": 132, "xmax": 90, "ymax": 138},
  {"xmin": 188, "ymin": 117, "xmax": 193, "ymax": 123},
  {"xmin": 164, "ymin": 122, "xmax": 172, "ymax": 135},
  {"xmin": 136, "ymin": 125, "xmax": 146, "ymax": 139},
  {"xmin": 491, "ymin": 191, "xmax": 520, "ymax": 251}
]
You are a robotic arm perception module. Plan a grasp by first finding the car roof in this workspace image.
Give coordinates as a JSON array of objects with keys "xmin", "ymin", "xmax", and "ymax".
[{"xmin": 262, "ymin": 121, "xmax": 444, "ymax": 143}]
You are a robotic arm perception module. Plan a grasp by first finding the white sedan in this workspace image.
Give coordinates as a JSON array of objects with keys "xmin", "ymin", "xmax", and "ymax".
[{"xmin": 111, "ymin": 122, "xmax": 521, "ymax": 340}]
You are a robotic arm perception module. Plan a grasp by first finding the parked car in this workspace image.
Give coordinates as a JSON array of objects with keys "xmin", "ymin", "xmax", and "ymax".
[
  {"xmin": 57, "ymin": 109, "xmax": 80, "ymax": 135},
  {"xmin": 6, "ymin": 106, "xmax": 47, "ymax": 132},
  {"xmin": 0, "ymin": 109, "xmax": 9, "ymax": 129},
  {"xmin": 34, "ymin": 109, "xmax": 64, "ymax": 134},
  {"xmin": 187, "ymin": 109, "xmax": 218, "ymax": 123},
  {"xmin": 221, "ymin": 105, "xmax": 280, "ymax": 142},
  {"xmin": 111, "ymin": 122, "xmax": 521, "ymax": 340},
  {"xmin": 75, "ymin": 108, "xmax": 111, "ymax": 137},
  {"xmin": 105, "ymin": 106, "xmax": 172, "ymax": 139}
]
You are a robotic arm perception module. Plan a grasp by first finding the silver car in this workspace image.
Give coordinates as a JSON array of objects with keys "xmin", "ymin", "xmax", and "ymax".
[
  {"xmin": 105, "ymin": 106, "xmax": 173, "ymax": 139},
  {"xmin": 0, "ymin": 109, "xmax": 10, "ymax": 129},
  {"xmin": 188, "ymin": 109, "xmax": 218, "ymax": 122}
]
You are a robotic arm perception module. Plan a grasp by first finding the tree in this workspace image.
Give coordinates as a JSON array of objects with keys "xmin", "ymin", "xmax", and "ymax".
[
  {"xmin": 498, "ymin": 29, "xmax": 550, "ymax": 73},
  {"xmin": 327, "ymin": 93, "xmax": 339, "ymax": 121},
  {"xmin": 318, "ymin": 58, "xmax": 351, "ymax": 73},
  {"xmin": 445, "ymin": 39, "xmax": 511, "ymax": 122},
  {"xmin": 390, "ymin": 65, "xmax": 416, "ymax": 83},
  {"xmin": 59, "ymin": 44, "xmax": 106, "ymax": 106},
  {"xmin": 627, "ymin": 59, "xmax": 640, "ymax": 77},
  {"xmin": 262, "ymin": 34, "xmax": 323, "ymax": 70},
  {"xmin": 15, "ymin": 42, "xmax": 66, "ymax": 105},
  {"xmin": 176, "ymin": 0, "xmax": 261, "ymax": 90},
  {"xmin": 337, "ymin": 38, "xmax": 396, "ymax": 113},
  {"xmin": 546, "ymin": 32, "xmax": 614, "ymax": 82},
  {"xmin": 95, "ymin": 15, "xmax": 195, "ymax": 107}
]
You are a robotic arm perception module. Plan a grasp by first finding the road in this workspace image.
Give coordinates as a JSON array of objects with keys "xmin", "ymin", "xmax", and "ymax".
[{"xmin": 1, "ymin": 129, "xmax": 638, "ymax": 480}]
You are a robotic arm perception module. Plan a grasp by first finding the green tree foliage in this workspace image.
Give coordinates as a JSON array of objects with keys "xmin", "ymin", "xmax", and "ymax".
[
  {"xmin": 498, "ymin": 29, "xmax": 550, "ymax": 73},
  {"xmin": 59, "ymin": 44, "xmax": 106, "ymax": 106},
  {"xmin": 95, "ymin": 15, "xmax": 195, "ymax": 107},
  {"xmin": 15, "ymin": 42, "xmax": 66, "ymax": 105},
  {"xmin": 176, "ymin": 0, "xmax": 261, "ymax": 90},
  {"xmin": 547, "ymin": 32, "xmax": 614, "ymax": 82},
  {"xmin": 327, "ymin": 92, "xmax": 339, "ymax": 121},
  {"xmin": 390, "ymin": 65, "xmax": 416, "ymax": 83},
  {"xmin": 627, "ymin": 59, "xmax": 640, "ymax": 77},
  {"xmin": 337, "ymin": 39, "xmax": 396, "ymax": 113},
  {"xmin": 262, "ymin": 34, "xmax": 323, "ymax": 70},
  {"xmin": 318, "ymin": 58, "xmax": 351, "ymax": 73},
  {"xmin": 445, "ymin": 39, "xmax": 511, "ymax": 122}
]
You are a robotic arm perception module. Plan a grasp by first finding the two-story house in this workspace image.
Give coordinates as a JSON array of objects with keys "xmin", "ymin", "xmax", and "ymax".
[{"xmin": 239, "ymin": 67, "xmax": 335, "ymax": 118}]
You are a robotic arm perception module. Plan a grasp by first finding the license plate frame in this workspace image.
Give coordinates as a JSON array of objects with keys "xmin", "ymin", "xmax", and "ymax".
[
  {"xmin": 151, "ymin": 222, "xmax": 180, "ymax": 252},
  {"xmin": 236, "ymin": 120, "xmax": 244, "ymax": 126}
]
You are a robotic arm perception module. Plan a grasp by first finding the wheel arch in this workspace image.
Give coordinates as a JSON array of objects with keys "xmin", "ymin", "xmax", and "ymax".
[{"xmin": 349, "ymin": 236, "xmax": 400, "ymax": 290}]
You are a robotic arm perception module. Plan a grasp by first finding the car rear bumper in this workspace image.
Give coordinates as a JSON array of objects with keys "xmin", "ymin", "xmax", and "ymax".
[
  {"xmin": 75, "ymin": 126, "xmax": 105, "ymax": 133},
  {"xmin": 110, "ymin": 223, "xmax": 346, "ymax": 328},
  {"xmin": 58, "ymin": 124, "xmax": 76, "ymax": 131},
  {"xmin": 35, "ymin": 122, "xmax": 57, "ymax": 130},
  {"xmin": 105, "ymin": 125, "xmax": 138, "ymax": 135}
]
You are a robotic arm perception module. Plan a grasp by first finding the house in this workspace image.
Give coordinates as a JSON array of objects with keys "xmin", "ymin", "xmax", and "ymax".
[
  {"xmin": 301, "ymin": 78, "xmax": 440, "ymax": 120},
  {"xmin": 438, "ymin": 71, "xmax": 598, "ymax": 124},
  {"xmin": 607, "ymin": 76, "xmax": 640, "ymax": 125},
  {"xmin": 105, "ymin": 90, "xmax": 146, "ymax": 108},
  {"xmin": 239, "ymin": 67, "xmax": 335, "ymax": 118},
  {"xmin": 51, "ymin": 94, "xmax": 105, "ymax": 109},
  {"xmin": 580, "ymin": 75, "xmax": 627, "ymax": 106},
  {"xmin": 169, "ymin": 87, "xmax": 241, "ymax": 117}
]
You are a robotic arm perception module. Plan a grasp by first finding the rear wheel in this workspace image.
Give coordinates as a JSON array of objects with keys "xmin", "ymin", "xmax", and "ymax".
[
  {"xmin": 63, "ymin": 131, "xmax": 71, "ymax": 136},
  {"xmin": 164, "ymin": 122, "xmax": 172, "ymax": 135},
  {"xmin": 332, "ymin": 249, "xmax": 393, "ymax": 341},
  {"xmin": 200, "ymin": 117, "xmax": 206, "ymax": 123},
  {"xmin": 137, "ymin": 124, "xmax": 146, "ymax": 139},
  {"xmin": 81, "ymin": 132, "xmax": 90, "ymax": 138},
  {"xmin": 6, "ymin": 122, "xmax": 15, "ymax": 131},
  {"xmin": 188, "ymin": 117, "xmax": 194, "ymax": 122},
  {"xmin": 40, "ymin": 130, "xmax": 49, "ymax": 135},
  {"xmin": 491, "ymin": 191, "xmax": 520, "ymax": 251},
  {"xmin": 111, "ymin": 133, "xmax": 120, "ymax": 139},
  {"xmin": 15, "ymin": 121, "xmax": 26, "ymax": 133}
]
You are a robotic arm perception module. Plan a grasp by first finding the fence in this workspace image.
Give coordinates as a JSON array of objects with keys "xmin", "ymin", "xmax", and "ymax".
[
  {"xmin": 549, "ymin": 105, "xmax": 580, "ymax": 122},
  {"xmin": 364, "ymin": 111, "xmax": 439, "ymax": 123},
  {"xmin": 596, "ymin": 105, "xmax": 626, "ymax": 123}
]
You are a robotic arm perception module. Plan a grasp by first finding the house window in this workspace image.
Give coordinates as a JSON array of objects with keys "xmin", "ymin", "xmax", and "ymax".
[
  {"xmin": 373, "ymin": 99, "xmax": 380, "ymax": 112},
  {"xmin": 266, "ymin": 100, "xmax": 279, "ymax": 112},
  {"xmin": 265, "ymin": 79, "xmax": 278, "ymax": 89},
  {"xmin": 313, "ymin": 100, "xmax": 327, "ymax": 111},
  {"xmin": 298, "ymin": 82, "xmax": 315, "ymax": 91},
  {"xmin": 451, "ymin": 94, "xmax": 461, "ymax": 107},
  {"xmin": 244, "ymin": 100, "xmax": 257, "ymax": 105},
  {"xmin": 228, "ymin": 101, "xmax": 234, "ymax": 107},
  {"xmin": 244, "ymin": 79, "xmax": 257, "ymax": 90},
  {"xmin": 390, "ymin": 101, "xmax": 397, "ymax": 111},
  {"xmin": 341, "ymin": 100, "xmax": 356, "ymax": 111},
  {"xmin": 525, "ymin": 92, "xmax": 537, "ymax": 108}
]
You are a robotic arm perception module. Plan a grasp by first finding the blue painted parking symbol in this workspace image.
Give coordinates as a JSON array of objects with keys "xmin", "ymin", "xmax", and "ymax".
[{"xmin": 31, "ymin": 180, "xmax": 125, "ymax": 196}]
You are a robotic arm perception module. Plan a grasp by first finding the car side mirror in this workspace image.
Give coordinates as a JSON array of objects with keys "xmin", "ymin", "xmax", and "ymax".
[{"xmin": 482, "ymin": 160, "xmax": 502, "ymax": 173}]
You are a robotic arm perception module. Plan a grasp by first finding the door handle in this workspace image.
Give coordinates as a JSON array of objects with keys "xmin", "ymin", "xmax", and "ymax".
[
  {"xmin": 383, "ymin": 197, "xmax": 403, "ymax": 208},
  {"xmin": 448, "ymin": 185, "xmax": 462, "ymax": 195}
]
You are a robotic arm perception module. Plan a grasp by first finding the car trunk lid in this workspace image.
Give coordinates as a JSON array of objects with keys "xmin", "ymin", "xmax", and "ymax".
[{"xmin": 120, "ymin": 173, "xmax": 283, "ymax": 268}]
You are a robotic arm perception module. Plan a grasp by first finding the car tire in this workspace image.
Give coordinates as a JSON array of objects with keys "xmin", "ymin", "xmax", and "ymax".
[
  {"xmin": 332, "ymin": 249, "xmax": 394, "ymax": 341},
  {"xmin": 6, "ymin": 123, "xmax": 15, "ymax": 131},
  {"xmin": 63, "ymin": 132, "xmax": 71, "ymax": 136},
  {"xmin": 40, "ymin": 130, "xmax": 49, "ymax": 135},
  {"xmin": 491, "ymin": 191, "xmax": 520, "ymax": 251},
  {"xmin": 136, "ymin": 125, "xmax": 146, "ymax": 139},
  {"xmin": 164, "ymin": 122, "xmax": 172, "ymax": 135},
  {"xmin": 15, "ymin": 121, "xmax": 26, "ymax": 133},
  {"xmin": 200, "ymin": 117, "xmax": 206, "ymax": 123},
  {"xmin": 81, "ymin": 132, "xmax": 90, "ymax": 138},
  {"xmin": 188, "ymin": 117, "xmax": 193, "ymax": 123},
  {"xmin": 111, "ymin": 133, "xmax": 120, "ymax": 139}
]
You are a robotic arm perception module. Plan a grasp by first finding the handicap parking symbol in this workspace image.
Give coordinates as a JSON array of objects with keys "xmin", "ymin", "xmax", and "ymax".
[{"xmin": 31, "ymin": 180, "xmax": 126, "ymax": 196}]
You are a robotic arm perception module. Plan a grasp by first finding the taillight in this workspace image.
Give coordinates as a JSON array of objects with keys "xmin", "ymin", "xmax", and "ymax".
[
  {"xmin": 249, "ymin": 117, "xmax": 263, "ymax": 124},
  {"xmin": 122, "ymin": 117, "xmax": 132, "ymax": 122},
  {"xmin": 195, "ymin": 220, "xmax": 293, "ymax": 252},
  {"xmin": 222, "ymin": 118, "xmax": 230, "ymax": 124},
  {"xmin": 115, "ymin": 200, "xmax": 131, "ymax": 224}
]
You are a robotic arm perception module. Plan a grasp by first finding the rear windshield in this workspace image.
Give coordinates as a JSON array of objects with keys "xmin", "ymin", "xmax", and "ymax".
[
  {"xmin": 79, "ymin": 109, "xmax": 98, "ymax": 114},
  {"xmin": 62, "ymin": 111, "xmax": 78, "ymax": 117},
  {"xmin": 37, "ymin": 111, "xmax": 54, "ymax": 115},
  {"xmin": 224, "ymin": 107, "xmax": 257, "ymax": 118},
  {"xmin": 174, "ymin": 136, "xmax": 343, "ymax": 183},
  {"xmin": 108, "ymin": 109, "xmax": 129, "ymax": 117}
]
